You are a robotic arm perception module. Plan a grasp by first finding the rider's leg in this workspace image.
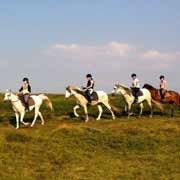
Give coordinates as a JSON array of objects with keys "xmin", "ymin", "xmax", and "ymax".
[
  {"xmin": 134, "ymin": 88, "xmax": 139, "ymax": 103},
  {"xmin": 24, "ymin": 94, "xmax": 29, "ymax": 111}
]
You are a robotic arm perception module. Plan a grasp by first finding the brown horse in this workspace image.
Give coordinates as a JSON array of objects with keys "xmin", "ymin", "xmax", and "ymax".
[{"xmin": 143, "ymin": 84, "xmax": 180, "ymax": 117}]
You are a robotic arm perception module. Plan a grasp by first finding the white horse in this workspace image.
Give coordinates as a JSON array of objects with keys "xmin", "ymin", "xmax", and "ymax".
[
  {"xmin": 3, "ymin": 90, "xmax": 53, "ymax": 129},
  {"xmin": 65, "ymin": 86, "xmax": 116, "ymax": 122},
  {"xmin": 112, "ymin": 84, "xmax": 153, "ymax": 118}
]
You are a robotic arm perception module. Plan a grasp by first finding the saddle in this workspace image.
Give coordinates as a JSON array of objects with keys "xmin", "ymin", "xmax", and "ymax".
[
  {"xmin": 158, "ymin": 89, "xmax": 170, "ymax": 98},
  {"xmin": 90, "ymin": 92, "xmax": 99, "ymax": 101},
  {"xmin": 131, "ymin": 89, "xmax": 143, "ymax": 97},
  {"xmin": 18, "ymin": 94, "xmax": 35, "ymax": 108}
]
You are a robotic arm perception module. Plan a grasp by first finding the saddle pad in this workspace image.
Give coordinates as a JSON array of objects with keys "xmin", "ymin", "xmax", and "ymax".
[
  {"xmin": 28, "ymin": 97, "xmax": 35, "ymax": 107},
  {"xmin": 137, "ymin": 90, "xmax": 143, "ymax": 97},
  {"xmin": 91, "ymin": 92, "xmax": 98, "ymax": 101}
]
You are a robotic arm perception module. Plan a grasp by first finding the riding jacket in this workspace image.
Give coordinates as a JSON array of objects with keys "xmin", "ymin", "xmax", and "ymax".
[
  {"xmin": 19, "ymin": 84, "xmax": 31, "ymax": 95},
  {"xmin": 160, "ymin": 80, "xmax": 167, "ymax": 90},
  {"xmin": 132, "ymin": 78, "xmax": 140, "ymax": 88},
  {"xmin": 86, "ymin": 79, "xmax": 95, "ymax": 94}
]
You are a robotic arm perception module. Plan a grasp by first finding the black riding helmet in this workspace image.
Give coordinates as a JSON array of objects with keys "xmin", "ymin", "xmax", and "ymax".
[
  {"xmin": 86, "ymin": 74, "xmax": 92, "ymax": 78},
  {"xmin": 131, "ymin": 73, "xmax": 137, "ymax": 78},
  {"xmin": 23, "ymin": 77, "xmax": 29, "ymax": 82},
  {"xmin": 159, "ymin": 75, "xmax": 165, "ymax": 79}
]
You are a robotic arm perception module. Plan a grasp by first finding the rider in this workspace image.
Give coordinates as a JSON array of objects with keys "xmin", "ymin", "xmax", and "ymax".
[
  {"xmin": 131, "ymin": 73, "xmax": 140, "ymax": 103},
  {"xmin": 83, "ymin": 74, "xmax": 95, "ymax": 103},
  {"xmin": 159, "ymin": 75, "xmax": 167, "ymax": 102},
  {"xmin": 19, "ymin": 77, "xmax": 31, "ymax": 111}
]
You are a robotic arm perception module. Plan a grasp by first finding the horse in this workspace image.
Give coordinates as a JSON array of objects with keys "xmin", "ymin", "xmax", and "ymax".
[
  {"xmin": 143, "ymin": 84, "xmax": 180, "ymax": 117},
  {"xmin": 112, "ymin": 84, "xmax": 156, "ymax": 118},
  {"xmin": 65, "ymin": 86, "xmax": 116, "ymax": 122},
  {"xmin": 3, "ymin": 90, "xmax": 53, "ymax": 129}
]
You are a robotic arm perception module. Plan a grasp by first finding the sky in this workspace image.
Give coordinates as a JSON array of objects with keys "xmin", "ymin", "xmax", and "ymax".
[{"xmin": 0, "ymin": 0, "xmax": 180, "ymax": 93}]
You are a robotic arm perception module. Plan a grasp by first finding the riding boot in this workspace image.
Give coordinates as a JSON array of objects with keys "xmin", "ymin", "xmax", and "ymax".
[
  {"xmin": 87, "ymin": 96, "xmax": 92, "ymax": 104},
  {"xmin": 25, "ymin": 103, "xmax": 29, "ymax": 112},
  {"xmin": 134, "ymin": 96, "xmax": 138, "ymax": 103}
]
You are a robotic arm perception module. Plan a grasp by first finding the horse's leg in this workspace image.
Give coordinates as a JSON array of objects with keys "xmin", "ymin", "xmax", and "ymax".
[
  {"xmin": 103, "ymin": 101, "xmax": 115, "ymax": 120},
  {"xmin": 127, "ymin": 103, "xmax": 132, "ymax": 118},
  {"xmin": 20, "ymin": 111, "xmax": 29, "ymax": 126},
  {"xmin": 38, "ymin": 111, "xmax": 44, "ymax": 125},
  {"xmin": 96, "ymin": 105, "xmax": 103, "ymax": 120},
  {"xmin": 124, "ymin": 104, "xmax": 128, "ymax": 113},
  {"xmin": 147, "ymin": 99, "xmax": 153, "ymax": 118},
  {"xmin": 83, "ymin": 105, "xmax": 89, "ymax": 123},
  {"xmin": 169, "ymin": 103, "xmax": 174, "ymax": 117},
  {"xmin": 73, "ymin": 105, "xmax": 80, "ymax": 117},
  {"xmin": 15, "ymin": 112, "xmax": 19, "ymax": 129},
  {"xmin": 139, "ymin": 103, "xmax": 144, "ymax": 117},
  {"xmin": 31, "ymin": 107, "xmax": 39, "ymax": 127}
]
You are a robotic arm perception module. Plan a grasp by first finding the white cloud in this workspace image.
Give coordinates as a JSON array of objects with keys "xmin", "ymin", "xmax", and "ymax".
[
  {"xmin": 107, "ymin": 41, "xmax": 133, "ymax": 57},
  {"xmin": 46, "ymin": 41, "xmax": 180, "ymax": 71},
  {"xmin": 50, "ymin": 41, "xmax": 133, "ymax": 58},
  {"xmin": 141, "ymin": 49, "xmax": 179, "ymax": 60}
]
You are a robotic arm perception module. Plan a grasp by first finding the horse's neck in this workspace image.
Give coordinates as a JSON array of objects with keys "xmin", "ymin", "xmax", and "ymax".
[
  {"xmin": 73, "ymin": 90, "xmax": 86, "ymax": 101},
  {"xmin": 121, "ymin": 89, "xmax": 133, "ymax": 101},
  {"xmin": 11, "ymin": 93, "xmax": 19, "ymax": 101}
]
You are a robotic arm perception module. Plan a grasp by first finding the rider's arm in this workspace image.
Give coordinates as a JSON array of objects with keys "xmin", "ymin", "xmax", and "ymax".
[
  {"xmin": 19, "ymin": 86, "xmax": 23, "ymax": 92},
  {"xmin": 28, "ymin": 85, "xmax": 31, "ymax": 93},
  {"xmin": 86, "ymin": 80, "xmax": 94, "ymax": 89}
]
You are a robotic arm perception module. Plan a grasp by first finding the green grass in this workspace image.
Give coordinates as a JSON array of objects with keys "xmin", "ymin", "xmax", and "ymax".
[{"xmin": 0, "ymin": 93, "xmax": 180, "ymax": 180}]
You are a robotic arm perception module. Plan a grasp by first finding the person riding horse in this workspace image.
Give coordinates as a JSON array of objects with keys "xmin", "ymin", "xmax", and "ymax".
[
  {"xmin": 82, "ymin": 74, "xmax": 95, "ymax": 103},
  {"xmin": 19, "ymin": 77, "xmax": 31, "ymax": 111},
  {"xmin": 131, "ymin": 73, "xmax": 140, "ymax": 103},
  {"xmin": 159, "ymin": 75, "xmax": 168, "ymax": 102}
]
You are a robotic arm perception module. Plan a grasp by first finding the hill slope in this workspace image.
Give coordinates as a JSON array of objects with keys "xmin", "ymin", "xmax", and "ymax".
[{"xmin": 0, "ymin": 94, "xmax": 180, "ymax": 180}]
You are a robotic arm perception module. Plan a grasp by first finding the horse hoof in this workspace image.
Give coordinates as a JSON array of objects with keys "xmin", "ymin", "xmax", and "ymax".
[
  {"xmin": 96, "ymin": 118, "xmax": 100, "ymax": 121},
  {"xmin": 24, "ymin": 122, "xmax": 29, "ymax": 126},
  {"xmin": 85, "ymin": 120, "xmax": 89, "ymax": 123}
]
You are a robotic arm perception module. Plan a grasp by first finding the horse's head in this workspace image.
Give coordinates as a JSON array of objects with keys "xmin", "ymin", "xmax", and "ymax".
[
  {"xmin": 65, "ymin": 86, "xmax": 72, "ymax": 98},
  {"xmin": 4, "ymin": 89, "xmax": 12, "ymax": 101},
  {"xmin": 112, "ymin": 84, "xmax": 131, "ymax": 96},
  {"xmin": 65, "ymin": 85, "xmax": 82, "ymax": 98}
]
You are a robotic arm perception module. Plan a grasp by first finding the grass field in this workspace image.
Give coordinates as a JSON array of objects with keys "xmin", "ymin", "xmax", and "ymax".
[{"xmin": 0, "ymin": 93, "xmax": 180, "ymax": 180}]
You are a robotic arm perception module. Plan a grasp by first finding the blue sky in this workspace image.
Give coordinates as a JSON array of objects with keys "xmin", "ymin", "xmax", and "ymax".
[{"xmin": 0, "ymin": 1, "xmax": 180, "ymax": 93}]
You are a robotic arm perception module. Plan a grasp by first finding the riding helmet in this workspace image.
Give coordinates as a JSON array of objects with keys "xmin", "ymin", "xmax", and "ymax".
[
  {"xmin": 86, "ymin": 74, "xmax": 92, "ymax": 78},
  {"xmin": 23, "ymin": 77, "xmax": 29, "ymax": 82},
  {"xmin": 159, "ymin": 75, "xmax": 165, "ymax": 79},
  {"xmin": 131, "ymin": 73, "xmax": 136, "ymax": 78}
]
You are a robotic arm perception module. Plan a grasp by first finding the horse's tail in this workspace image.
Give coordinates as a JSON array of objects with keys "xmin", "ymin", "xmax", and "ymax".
[
  {"xmin": 178, "ymin": 93, "xmax": 180, "ymax": 108},
  {"xmin": 151, "ymin": 99, "xmax": 164, "ymax": 112},
  {"xmin": 39, "ymin": 94, "xmax": 54, "ymax": 111}
]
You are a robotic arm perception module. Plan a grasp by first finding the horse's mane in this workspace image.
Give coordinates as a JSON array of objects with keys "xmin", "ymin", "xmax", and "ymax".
[
  {"xmin": 67, "ymin": 85, "xmax": 85, "ymax": 96},
  {"xmin": 116, "ymin": 84, "xmax": 132, "ymax": 96},
  {"xmin": 143, "ymin": 84, "xmax": 157, "ymax": 90}
]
